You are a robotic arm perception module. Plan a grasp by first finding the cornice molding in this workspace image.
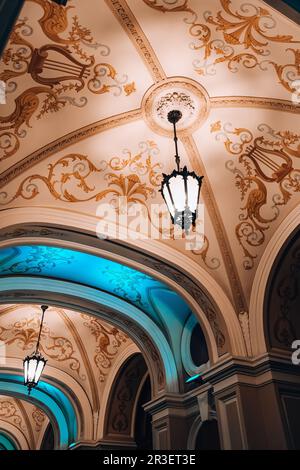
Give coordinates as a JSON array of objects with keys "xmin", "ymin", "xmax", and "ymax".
[{"xmin": 202, "ymin": 353, "xmax": 300, "ymax": 388}]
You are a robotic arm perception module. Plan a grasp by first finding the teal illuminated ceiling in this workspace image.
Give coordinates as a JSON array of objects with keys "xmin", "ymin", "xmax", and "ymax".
[
  {"xmin": 0, "ymin": 245, "xmax": 193, "ymax": 330},
  {"xmin": 0, "ymin": 432, "xmax": 17, "ymax": 450},
  {"xmin": 0, "ymin": 373, "xmax": 77, "ymax": 448}
]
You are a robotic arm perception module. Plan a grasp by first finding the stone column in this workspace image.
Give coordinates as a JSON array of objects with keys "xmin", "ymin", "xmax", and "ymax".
[
  {"xmin": 144, "ymin": 386, "xmax": 220, "ymax": 450},
  {"xmin": 203, "ymin": 354, "xmax": 300, "ymax": 450},
  {"xmin": 144, "ymin": 394, "xmax": 198, "ymax": 450}
]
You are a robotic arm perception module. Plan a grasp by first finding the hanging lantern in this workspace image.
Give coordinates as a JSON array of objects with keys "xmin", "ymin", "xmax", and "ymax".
[
  {"xmin": 23, "ymin": 352, "xmax": 47, "ymax": 394},
  {"xmin": 23, "ymin": 305, "xmax": 48, "ymax": 394},
  {"xmin": 160, "ymin": 110, "xmax": 203, "ymax": 232}
]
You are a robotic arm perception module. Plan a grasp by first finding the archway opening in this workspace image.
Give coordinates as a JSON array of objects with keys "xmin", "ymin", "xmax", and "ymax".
[
  {"xmin": 195, "ymin": 421, "xmax": 220, "ymax": 450},
  {"xmin": 264, "ymin": 227, "xmax": 300, "ymax": 352}
]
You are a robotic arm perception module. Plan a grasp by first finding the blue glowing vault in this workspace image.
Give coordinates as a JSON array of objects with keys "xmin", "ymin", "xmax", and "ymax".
[{"xmin": 0, "ymin": 245, "xmax": 192, "ymax": 328}]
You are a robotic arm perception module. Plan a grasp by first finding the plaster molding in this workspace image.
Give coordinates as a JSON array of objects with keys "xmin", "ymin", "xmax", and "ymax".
[
  {"xmin": 0, "ymin": 277, "xmax": 179, "ymax": 395},
  {"xmin": 0, "ymin": 422, "xmax": 29, "ymax": 450},
  {"xmin": 105, "ymin": 0, "xmax": 166, "ymax": 82},
  {"xmin": 211, "ymin": 96, "xmax": 300, "ymax": 113},
  {"xmin": 0, "ymin": 207, "xmax": 247, "ymax": 359}
]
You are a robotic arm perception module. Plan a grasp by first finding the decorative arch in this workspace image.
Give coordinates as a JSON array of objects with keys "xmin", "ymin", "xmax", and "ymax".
[
  {"xmin": 39, "ymin": 422, "xmax": 55, "ymax": 450},
  {"xmin": 249, "ymin": 205, "xmax": 300, "ymax": 356},
  {"xmin": 0, "ymin": 372, "xmax": 78, "ymax": 449},
  {"xmin": 0, "ymin": 277, "xmax": 179, "ymax": 395},
  {"xmin": 97, "ymin": 343, "xmax": 140, "ymax": 441},
  {"xmin": 103, "ymin": 353, "xmax": 148, "ymax": 446},
  {"xmin": 0, "ymin": 207, "xmax": 247, "ymax": 360},
  {"xmin": 0, "ymin": 431, "xmax": 20, "ymax": 450},
  {"xmin": 264, "ymin": 228, "xmax": 300, "ymax": 352},
  {"xmin": 187, "ymin": 415, "xmax": 220, "ymax": 450},
  {"xmin": 181, "ymin": 313, "xmax": 210, "ymax": 377},
  {"xmin": 1, "ymin": 356, "xmax": 94, "ymax": 444}
]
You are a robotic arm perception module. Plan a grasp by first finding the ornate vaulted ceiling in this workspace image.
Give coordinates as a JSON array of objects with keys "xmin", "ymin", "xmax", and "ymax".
[
  {"xmin": 0, "ymin": 303, "xmax": 138, "ymax": 447},
  {"xmin": 0, "ymin": 0, "xmax": 300, "ymax": 320},
  {"xmin": 0, "ymin": 395, "xmax": 49, "ymax": 450}
]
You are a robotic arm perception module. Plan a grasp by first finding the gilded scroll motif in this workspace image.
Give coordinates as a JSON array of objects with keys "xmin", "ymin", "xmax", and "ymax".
[
  {"xmin": 271, "ymin": 48, "xmax": 300, "ymax": 94},
  {"xmin": 142, "ymin": 0, "xmax": 193, "ymax": 14},
  {"xmin": 81, "ymin": 315, "xmax": 128, "ymax": 382},
  {"xmin": 0, "ymin": 314, "xmax": 85, "ymax": 379},
  {"xmin": 0, "ymin": 142, "xmax": 160, "ymax": 206},
  {"xmin": 0, "ymin": 1, "xmax": 135, "ymax": 161},
  {"xmin": 0, "ymin": 400, "xmax": 23, "ymax": 428},
  {"xmin": 32, "ymin": 407, "xmax": 46, "ymax": 432},
  {"xmin": 142, "ymin": 0, "xmax": 300, "ymax": 92},
  {"xmin": 1, "ymin": 19, "xmax": 34, "ymax": 83},
  {"xmin": 212, "ymin": 121, "xmax": 300, "ymax": 269},
  {"xmin": 191, "ymin": 234, "xmax": 221, "ymax": 270}
]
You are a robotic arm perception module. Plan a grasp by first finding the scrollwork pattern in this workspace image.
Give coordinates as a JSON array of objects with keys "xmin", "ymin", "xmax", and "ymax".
[
  {"xmin": 0, "ymin": 0, "xmax": 136, "ymax": 161},
  {"xmin": 32, "ymin": 407, "xmax": 46, "ymax": 432},
  {"xmin": 212, "ymin": 121, "xmax": 300, "ymax": 269},
  {"xmin": 0, "ymin": 314, "xmax": 85, "ymax": 380},
  {"xmin": 0, "ymin": 246, "xmax": 73, "ymax": 273},
  {"xmin": 0, "ymin": 142, "xmax": 161, "ymax": 206},
  {"xmin": 142, "ymin": 0, "xmax": 300, "ymax": 91},
  {"xmin": 0, "ymin": 400, "xmax": 23, "ymax": 428},
  {"xmin": 191, "ymin": 234, "xmax": 221, "ymax": 270},
  {"xmin": 82, "ymin": 315, "xmax": 128, "ymax": 382}
]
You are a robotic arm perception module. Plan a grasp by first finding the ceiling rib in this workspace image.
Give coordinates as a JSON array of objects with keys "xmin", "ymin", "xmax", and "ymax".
[
  {"xmin": 0, "ymin": 108, "xmax": 142, "ymax": 189},
  {"xmin": 106, "ymin": 0, "xmax": 247, "ymax": 314},
  {"xmin": 105, "ymin": 0, "xmax": 166, "ymax": 82}
]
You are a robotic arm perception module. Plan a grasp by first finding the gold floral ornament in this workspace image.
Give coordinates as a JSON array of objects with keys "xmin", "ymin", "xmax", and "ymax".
[
  {"xmin": 142, "ymin": 0, "xmax": 300, "ymax": 91},
  {"xmin": 0, "ymin": 86, "xmax": 67, "ymax": 161},
  {"xmin": 0, "ymin": 400, "xmax": 23, "ymax": 429},
  {"xmin": 271, "ymin": 48, "xmax": 300, "ymax": 94},
  {"xmin": 1, "ymin": 19, "xmax": 34, "ymax": 83},
  {"xmin": 212, "ymin": 121, "xmax": 300, "ymax": 269},
  {"xmin": 0, "ymin": 1, "xmax": 136, "ymax": 162},
  {"xmin": 142, "ymin": 0, "xmax": 194, "ymax": 14},
  {"xmin": 206, "ymin": 1, "xmax": 298, "ymax": 53},
  {"xmin": 0, "ymin": 314, "xmax": 85, "ymax": 380},
  {"xmin": 191, "ymin": 234, "xmax": 221, "ymax": 270},
  {"xmin": 32, "ymin": 407, "xmax": 46, "ymax": 433},
  {"xmin": 0, "ymin": 142, "xmax": 161, "ymax": 206},
  {"xmin": 81, "ymin": 315, "xmax": 128, "ymax": 382}
]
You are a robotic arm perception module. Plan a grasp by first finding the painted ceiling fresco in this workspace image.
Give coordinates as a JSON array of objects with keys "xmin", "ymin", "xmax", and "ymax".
[
  {"xmin": 0, "ymin": 244, "xmax": 192, "ymax": 326},
  {"xmin": 0, "ymin": 303, "xmax": 139, "ymax": 447},
  {"xmin": 0, "ymin": 395, "xmax": 49, "ymax": 449},
  {"xmin": 0, "ymin": 0, "xmax": 299, "ymax": 326}
]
